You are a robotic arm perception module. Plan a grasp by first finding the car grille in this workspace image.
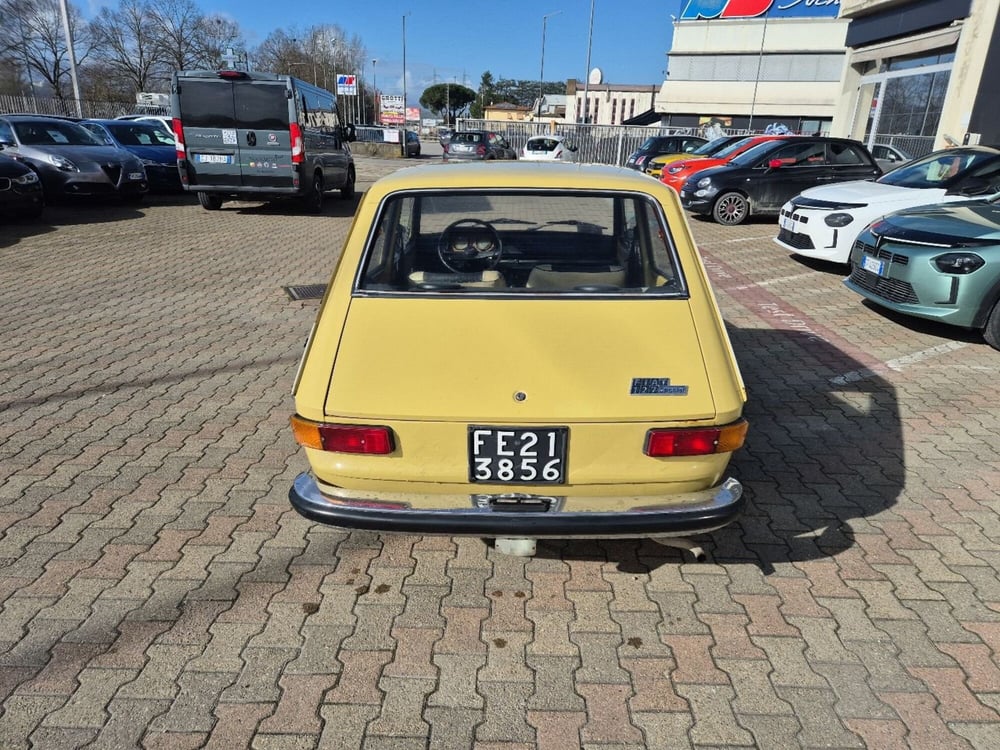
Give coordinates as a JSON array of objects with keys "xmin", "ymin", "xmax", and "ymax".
[
  {"xmin": 0, "ymin": 177, "xmax": 10, "ymax": 191},
  {"xmin": 777, "ymin": 227, "xmax": 815, "ymax": 250},
  {"xmin": 101, "ymin": 164, "xmax": 122, "ymax": 184},
  {"xmin": 853, "ymin": 239, "xmax": 909, "ymax": 266},
  {"xmin": 849, "ymin": 267, "xmax": 919, "ymax": 304}
]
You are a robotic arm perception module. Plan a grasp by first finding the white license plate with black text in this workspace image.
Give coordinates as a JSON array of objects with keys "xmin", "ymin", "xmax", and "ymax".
[
  {"xmin": 469, "ymin": 426, "xmax": 567, "ymax": 484},
  {"xmin": 862, "ymin": 255, "xmax": 885, "ymax": 276}
]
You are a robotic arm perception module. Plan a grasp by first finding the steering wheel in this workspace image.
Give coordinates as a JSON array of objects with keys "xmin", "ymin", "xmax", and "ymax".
[{"xmin": 437, "ymin": 219, "xmax": 502, "ymax": 273}]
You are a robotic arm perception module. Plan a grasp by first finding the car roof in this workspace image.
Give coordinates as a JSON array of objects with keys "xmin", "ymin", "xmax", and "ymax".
[{"xmin": 364, "ymin": 161, "xmax": 672, "ymax": 197}]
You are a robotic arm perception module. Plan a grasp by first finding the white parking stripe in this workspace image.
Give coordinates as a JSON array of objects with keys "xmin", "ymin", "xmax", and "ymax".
[
  {"xmin": 723, "ymin": 235, "xmax": 775, "ymax": 243},
  {"xmin": 830, "ymin": 341, "xmax": 968, "ymax": 384}
]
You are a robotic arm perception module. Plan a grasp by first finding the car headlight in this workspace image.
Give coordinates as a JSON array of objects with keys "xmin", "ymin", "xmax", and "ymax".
[
  {"xmin": 667, "ymin": 165, "xmax": 684, "ymax": 174},
  {"xmin": 12, "ymin": 171, "xmax": 39, "ymax": 185},
  {"xmin": 825, "ymin": 213, "xmax": 854, "ymax": 228},
  {"xmin": 696, "ymin": 177, "xmax": 712, "ymax": 188},
  {"xmin": 934, "ymin": 252, "xmax": 985, "ymax": 274},
  {"xmin": 43, "ymin": 154, "xmax": 78, "ymax": 171}
]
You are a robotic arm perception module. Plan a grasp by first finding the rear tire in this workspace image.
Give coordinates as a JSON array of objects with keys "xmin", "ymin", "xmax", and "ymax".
[
  {"xmin": 304, "ymin": 172, "xmax": 324, "ymax": 213},
  {"xmin": 198, "ymin": 192, "xmax": 223, "ymax": 211},
  {"xmin": 712, "ymin": 192, "xmax": 749, "ymax": 225},
  {"xmin": 983, "ymin": 300, "xmax": 1000, "ymax": 350},
  {"xmin": 340, "ymin": 168, "xmax": 355, "ymax": 200}
]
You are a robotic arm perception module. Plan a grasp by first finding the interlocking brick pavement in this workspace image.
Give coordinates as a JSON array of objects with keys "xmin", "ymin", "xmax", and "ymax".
[{"xmin": 1, "ymin": 155, "xmax": 999, "ymax": 749}]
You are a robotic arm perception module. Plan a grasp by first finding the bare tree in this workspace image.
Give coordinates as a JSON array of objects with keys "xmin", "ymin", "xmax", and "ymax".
[
  {"xmin": 88, "ymin": 0, "xmax": 163, "ymax": 95},
  {"xmin": 252, "ymin": 25, "xmax": 366, "ymax": 89},
  {"xmin": 195, "ymin": 14, "xmax": 245, "ymax": 70},
  {"xmin": 0, "ymin": 0, "xmax": 93, "ymax": 99},
  {"xmin": 149, "ymin": 0, "xmax": 207, "ymax": 73}
]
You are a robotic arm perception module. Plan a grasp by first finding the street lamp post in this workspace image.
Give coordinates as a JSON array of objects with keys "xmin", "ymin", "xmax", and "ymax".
[
  {"xmin": 747, "ymin": 10, "xmax": 770, "ymax": 132},
  {"xmin": 581, "ymin": 0, "xmax": 595, "ymax": 123},
  {"xmin": 402, "ymin": 14, "xmax": 409, "ymax": 126},
  {"xmin": 372, "ymin": 58, "xmax": 378, "ymax": 124},
  {"xmin": 538, "ymin": 11, "xmax": 562, "ymax": 120}
]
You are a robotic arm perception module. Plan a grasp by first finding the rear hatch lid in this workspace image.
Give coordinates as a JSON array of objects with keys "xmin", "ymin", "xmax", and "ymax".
[{"xmin": 325, "ymin": 298, "xmax": 717, "ymax": 423}]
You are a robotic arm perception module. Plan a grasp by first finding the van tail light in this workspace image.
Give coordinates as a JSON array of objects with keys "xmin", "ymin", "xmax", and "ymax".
[
  {"xmin": 173, "ymin": 118, "xmax": 185, "ymax": 159},
  {"xmin": 477, "ymin": 144, "xmax": 486, "ymax": 157},
  {"xmin": 291, "ymin": 416, "xmax": 395, "ymax": 454},
  {"xmin": 644, "ymin": 420, "xmax": 748, "ymax": 457},
  {"xmin": 289, "ymin": 123, "xmax": 304, "ymax": 163},
  {"xmin": 217, "ymin": 70, "xmax": 249, "ymax": 80}
]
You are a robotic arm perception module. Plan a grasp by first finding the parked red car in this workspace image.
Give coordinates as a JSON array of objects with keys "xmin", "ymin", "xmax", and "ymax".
[{"xmin": 660, "ymin": 135, "xmax": 791, "ymax": 194}]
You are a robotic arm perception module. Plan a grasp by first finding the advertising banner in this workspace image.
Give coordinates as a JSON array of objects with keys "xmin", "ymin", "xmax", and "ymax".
[
  {"xmin": 406, "ymin": 107, "xmax": 421, "ymax": 124},
  {"xmin": 336, "ymin": 74, "xmax": 357, "ymax": 96},
  {"xmin": 380, "ymin": 94, "xmax": 405, "ymax": 125},
  {"xmin": 680, "ymin": 0, "xmax": 840, "ymax": 20}
]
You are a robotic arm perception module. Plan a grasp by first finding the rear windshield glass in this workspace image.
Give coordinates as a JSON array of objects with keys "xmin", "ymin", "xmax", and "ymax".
[
  {"xmin": 451, "ymin": 132, "xmax": 483, "ymax": 144},
  {"xmin": 357, "ymin": 191, "xmax": 688, "ymax": 297},
  {"xmin": 178, "ymin": 80, "xmax": 289, "ymax": 130},
  {"xmin": 526, "ymin": 138, "xmax": 559, "ymax": 152}
]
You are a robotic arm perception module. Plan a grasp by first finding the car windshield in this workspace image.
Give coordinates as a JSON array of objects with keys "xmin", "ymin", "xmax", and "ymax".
[
  {"xmin": 13, "ymin": 120, "xmax": 104, "ymax": 147},
  {"xmin": 638, "ymin": 137, "xmax": 668, "ymax": 152},
  {"xmin": 712, "ymin": 137, "xmax": 760, "ymax": 159},
  {"xmin": 727, "ymin": 140, "xmax": 785, "ymax": 167},
  {"xmin": 694, "ymin": 137, "xmax": 741, "ymax": 157},
  {"xmin": 877, "ymin": 149, "xmax": 996, "ymax": 187},
  {"xmin": 106, "ymin": 122, "xmax": 175, "ymax": 146},
  {"xmin": 357, "ymin": 191, "xmax": 687, "ymax": 297}
]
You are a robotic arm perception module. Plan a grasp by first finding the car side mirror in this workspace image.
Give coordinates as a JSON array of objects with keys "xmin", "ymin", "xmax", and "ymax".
[
  {"xmin": 768, "ymin": 158, "xmax": 785, "ymax": 169},
  {"xmin": 341, "ymin": 124, "xmax": 356, "ymax": 142}
]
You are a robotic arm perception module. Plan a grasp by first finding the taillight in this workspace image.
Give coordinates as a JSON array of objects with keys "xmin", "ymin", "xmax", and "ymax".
[
  {"xmin": 173, "ymin": 117, "xmax": 185, "ymax": 159},
  {"xmin": 477, "ymin": 144, "xmax": 486, "ymax": 156},
  {"xmin": 291, "ymin": 416, "xmax": 395, "ymax": 454},
  {"xmin": 443, "ymin": 143, "xmax": 449, "ymax": 153},
  {"xmin": 289, "ymin": 123, "xmax": 304, "ymax": 163},
  {"xmin": 217, "ymin": 70, "xmax": 249, "ymax": 80},
  {"xmin": 644, "ymin": 420, "xmax": 748, "ymax": 457}
]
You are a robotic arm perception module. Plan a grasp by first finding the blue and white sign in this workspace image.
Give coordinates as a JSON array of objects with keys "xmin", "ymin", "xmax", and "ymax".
[
  {"xmin": 336, "ymin": 74, "xmax": 357, "ymax": 96},
  {"xmin": 680, "ymin": 0, "xmax": 840, "ymax": 20}
]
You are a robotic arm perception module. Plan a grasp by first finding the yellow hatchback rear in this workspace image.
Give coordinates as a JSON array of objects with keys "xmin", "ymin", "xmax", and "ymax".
[{"xmin": 290, "ymin": 162, "xmax": 747, "ymax": 550}]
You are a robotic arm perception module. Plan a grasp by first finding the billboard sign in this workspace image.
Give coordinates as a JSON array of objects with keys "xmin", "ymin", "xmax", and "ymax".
[
  {"xmin": 336, "ymin": 74, "xmax": 357, "ymax": 96},
  {"xmin": 680, "ymin": 0, "xmax": 840, "ymax": 20},
  {"xmin": 380, "ymin": 94, "xmax": 405, "ymax": 125}
]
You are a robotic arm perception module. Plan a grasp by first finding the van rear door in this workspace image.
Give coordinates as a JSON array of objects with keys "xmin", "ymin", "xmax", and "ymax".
[{"xmin": 178, "ymin": 77, "xmax": 294, "ymax": 190}]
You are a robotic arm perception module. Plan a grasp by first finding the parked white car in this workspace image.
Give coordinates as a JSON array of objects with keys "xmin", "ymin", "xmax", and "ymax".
[
  {"xmin": 775, "ymin": 146, "xmax": 1000, "ymax": 264},
  {"xmin": 520, "ymin": 135, "xmax": 577, "ymax": 161},
  {"xmin": 115, "ymin": 114, "xmax": 174, "ymax": 134}
]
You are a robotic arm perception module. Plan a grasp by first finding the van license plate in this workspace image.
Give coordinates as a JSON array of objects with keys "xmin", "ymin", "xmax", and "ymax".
[
  {"xmin": 196, "ymin": 154, "xmax": 233, "ymax": 164},
  {"xmin": 469, "ymin": 426, "xmax": 567, "ymax": 484},
  {"xmin": 862, "ymin": 255, "xmax": 884, "ymax": 276}
]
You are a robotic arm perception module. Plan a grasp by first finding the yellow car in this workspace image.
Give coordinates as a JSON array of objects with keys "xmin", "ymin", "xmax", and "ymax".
[{"xmin": 289, "ymin": 162, "xmax": 748, "ymax": 555}]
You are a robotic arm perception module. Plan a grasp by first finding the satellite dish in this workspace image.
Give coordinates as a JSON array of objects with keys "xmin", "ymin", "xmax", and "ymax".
[{"xmin": 588, "ymin": 67, "xmax": 603, "ymax": 85}]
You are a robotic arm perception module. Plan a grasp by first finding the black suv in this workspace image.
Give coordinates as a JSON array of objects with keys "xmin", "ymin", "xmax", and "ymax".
[
  {"xmin": 625, "ymin": 134, "xmax": 708, "ymax": 171},
  {"xmin": 679, "ymin": 137, "xmax": 881, "ymax": 225}
]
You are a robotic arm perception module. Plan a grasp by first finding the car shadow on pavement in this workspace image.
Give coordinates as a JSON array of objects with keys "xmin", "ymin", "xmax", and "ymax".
[
  {"xmin": 542, "ymin": 327, "xmax": 904, "ymax": 575},
  {"xmin": 858, "ymin": 299, "xmax": 986, "ymax": 344},
  {"xmin": 230, "ymin": 192, "xmax": 362, "ymax": 218},
  {"xmin": 28, "ymin": 200, "xmax": 147, "ymax": 227}
]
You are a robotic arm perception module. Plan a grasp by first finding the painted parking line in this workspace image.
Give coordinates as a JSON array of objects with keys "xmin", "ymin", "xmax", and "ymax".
[
  {"xmin": 722, "ymin": 235, "xmax": 776, "ymax": 243},
  {"xmin": 727, "ymin": 271, "xmax": 818, "ymax": 291},
  {"xmin": 830, "ymin": 341, "xmax": 968, "ymax": 385}
]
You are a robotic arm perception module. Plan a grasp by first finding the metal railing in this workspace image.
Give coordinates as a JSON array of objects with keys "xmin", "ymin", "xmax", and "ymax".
[
  {"xmin": 0, "ymin": 93, "xmax": 168, "ymax": 119},
  {"xmin": 870, "ymin": 134, "xmax": 937, "ymax": 159},
  {"xmin": 456, "ymin": 119, "xmax": 699, "ymax": 167}
]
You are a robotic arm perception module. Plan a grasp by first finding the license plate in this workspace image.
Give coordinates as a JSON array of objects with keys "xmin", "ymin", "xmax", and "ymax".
[
  {"xmin": 779, "ymin": 215, "xmax": 793, "ymax": 231},
  {"xmin": 196, "ymin": 154, "xmax": 233, "ymax": 164},
  {"xmin": 862, "ymin": 255, "xmax": 885, "ymax": 276},
  {"xmin": 128, "ymin": 172, "xmax": 144, "ymax": 180},
  {"xmin": 469, "ymin": 426, "xmax": 567, "ymax": 484}
]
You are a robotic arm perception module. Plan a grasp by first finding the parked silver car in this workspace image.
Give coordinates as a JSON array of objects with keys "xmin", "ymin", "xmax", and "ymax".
[{"xmin": 0, "ymin": 115, "xmax": 148, "ymax": 202}]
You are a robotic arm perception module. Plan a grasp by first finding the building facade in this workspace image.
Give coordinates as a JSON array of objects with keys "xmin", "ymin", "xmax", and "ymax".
[
  {"xmin": 566, "ymin": 78, "xmax": 660, "ymax": 125},
  {"xmin": 831, "ymin": 0, "xmax": 1000, "ymax": 156},
  {"xmin": 656, "ymin": 0, "xmax": 848, "ymax": 133}
]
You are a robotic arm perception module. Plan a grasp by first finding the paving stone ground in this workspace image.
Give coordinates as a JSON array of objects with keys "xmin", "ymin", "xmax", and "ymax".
[{"xmin": 1, "ymin": 155, "xmax": 998, "ymax": 749}]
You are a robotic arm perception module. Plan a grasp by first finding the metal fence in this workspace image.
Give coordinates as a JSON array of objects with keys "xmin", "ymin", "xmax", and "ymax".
[
  {"xmin": 0, "ymin": 94, "xmax": 169, "ymax": 119},
  {"xmin": 870, "ymin": 134, "xmax": 937, "ymax": 159},
  {"xmin": 456, "ymin": 119, "xmax": 704, "ymax": 167}
]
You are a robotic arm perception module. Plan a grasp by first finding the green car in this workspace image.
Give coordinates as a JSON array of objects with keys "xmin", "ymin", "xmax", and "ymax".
[{"xmin": 845, "ymin": 196, "xmax": 1000, "ymax": 349}]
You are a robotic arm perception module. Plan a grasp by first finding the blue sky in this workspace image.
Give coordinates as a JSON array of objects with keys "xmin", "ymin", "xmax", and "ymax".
[{"xmin": 195, "ymin": 0, "xmax": 685, "ymax": 97}]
